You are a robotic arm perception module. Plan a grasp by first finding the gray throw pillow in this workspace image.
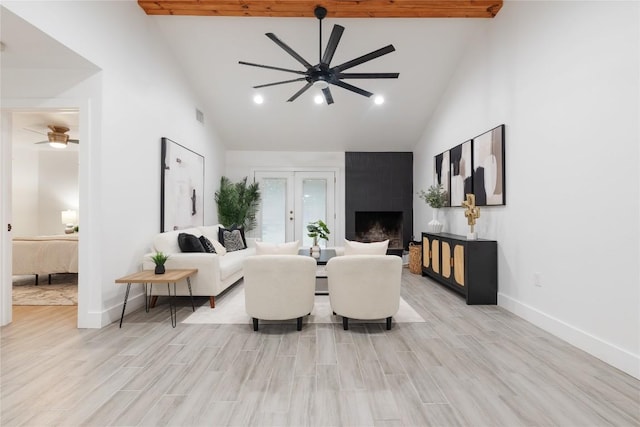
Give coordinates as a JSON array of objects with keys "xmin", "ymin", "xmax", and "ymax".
[{"xmin": 223, "ymin": 230, "xmax": 246, "ymax": 252}]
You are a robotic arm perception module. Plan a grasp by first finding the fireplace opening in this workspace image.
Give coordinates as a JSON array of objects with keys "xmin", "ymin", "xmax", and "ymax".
[{"xmin": 355, "ymin": 211, "xmax": 403, "ymax": 249}]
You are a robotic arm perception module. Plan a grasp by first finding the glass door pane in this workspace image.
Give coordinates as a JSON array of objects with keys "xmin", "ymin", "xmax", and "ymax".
[
  {"xmin": 301, "ymin": 179, "xmax": 327, "ymax": 248},
  {"xmin": 295, "ymin": 171, "xmax": 335, "ymax": 247},
  {"xmin": 261, "ymin": 178, "xmax": 287, "ymax": 243},
  {"xmin": 254, "ymin": 172, "xmax": 294, "ymax": 243}
]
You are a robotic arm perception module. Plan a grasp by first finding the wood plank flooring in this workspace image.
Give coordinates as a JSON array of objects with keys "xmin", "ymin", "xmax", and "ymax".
[{"xmin": 2, "ymin": 271, "xmax": 639, "ymax": 426}]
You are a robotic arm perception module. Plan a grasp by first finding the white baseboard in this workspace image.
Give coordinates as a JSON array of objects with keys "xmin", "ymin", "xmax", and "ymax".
[
  {"xmin": 498, "ymin": 293, "xmax": 639, "ymax": 379},
  {"xmin": 101, "ymin": 291, "xmax": 146, "ymax": 328}
]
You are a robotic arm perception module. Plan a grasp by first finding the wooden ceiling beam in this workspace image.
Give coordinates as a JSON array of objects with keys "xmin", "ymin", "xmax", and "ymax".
[{"xmin": 137, "ymin": 1, "xmax": 503, "ymax": 18}]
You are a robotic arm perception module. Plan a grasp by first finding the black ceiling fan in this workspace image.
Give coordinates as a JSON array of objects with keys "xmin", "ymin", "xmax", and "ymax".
[{"xmin": 239, "ymin": 6, "xmax": 399, "ymax": 105}]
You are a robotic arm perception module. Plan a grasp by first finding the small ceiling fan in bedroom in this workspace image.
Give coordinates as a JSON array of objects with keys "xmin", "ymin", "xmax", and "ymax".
[
  {"xmin": 27, "ymin": 125, "xmax": 79, "ymax": 149},
  {"xmin": 239, "ymin": 6, "xmax": 399, "ymax": 105}
]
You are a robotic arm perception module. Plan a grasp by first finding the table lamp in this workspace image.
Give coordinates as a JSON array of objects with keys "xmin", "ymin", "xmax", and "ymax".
[{"xmin": 61, "ymin": 210, "xmax": 77, "ymax": 234}]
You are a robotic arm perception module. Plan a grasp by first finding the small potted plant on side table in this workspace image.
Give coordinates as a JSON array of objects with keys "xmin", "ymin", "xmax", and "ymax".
[
  {"xmin": 151, "ymin": 252, "xmax": 169, "ymax": 275},
  {"xmin": 306, "ymin": 220, "xmax": 330, "ymax": 253}
]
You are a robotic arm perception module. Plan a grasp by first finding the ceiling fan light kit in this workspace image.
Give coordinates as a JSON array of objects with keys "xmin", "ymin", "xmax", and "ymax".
[
  {"xmin": 239, "ymin": 6, "xmax": 399, "ymax": 105},
  {"xmin": 33, "ymin": 125, "xmax": 80, "ymax": 148}
]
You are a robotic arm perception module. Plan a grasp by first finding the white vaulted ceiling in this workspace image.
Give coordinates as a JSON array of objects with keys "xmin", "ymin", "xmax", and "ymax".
[{"xmin": 152, "ymin": 15, "xmax": 488, "ymax": 151}]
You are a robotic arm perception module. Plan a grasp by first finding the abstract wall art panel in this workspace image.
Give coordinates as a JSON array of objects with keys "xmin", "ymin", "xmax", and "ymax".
[
  {"xmin": 161, "ymin": 137, "xmax": 205, "ymax": 232},
  {"xmin": 472, "ymin": 125, "xmax": 505, "ymax": 206},
  {"xmin": 434, "ymin": 151, "xmax": 451, "ymax": 207},
  {"xmin": 449, "ymin": 140, "xmax": 473, "ymax": 207}
]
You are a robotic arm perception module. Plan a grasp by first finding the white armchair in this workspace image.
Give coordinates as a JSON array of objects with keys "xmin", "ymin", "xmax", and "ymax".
[
  {"xmin": 327, "ymin": 255, "xmax": 402, "ymax": 330},
  {"xmin": 243, "ymin": 255, "xmax": 317, "ymax": 331}
]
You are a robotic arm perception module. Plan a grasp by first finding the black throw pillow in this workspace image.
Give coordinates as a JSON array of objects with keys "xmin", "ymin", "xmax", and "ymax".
[
  {"xmin": 178, "ymin": 233, "xmax": 205, "ymax": 253},
  {"xmin": 218, "ymin": 224, "xmax": 247, "ymax": 248},
  {"xmin": 199, "ymin": 235, "xmax": 217, "ymax": 253}
]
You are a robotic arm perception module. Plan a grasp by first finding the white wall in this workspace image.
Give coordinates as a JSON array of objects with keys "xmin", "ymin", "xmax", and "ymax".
[
  {"xmin": 3, "ymin": 1, "xmax": 226, "ymax": 326},
  {"xmin": 11, "ymin": 145, "xmax": 39, "ymax": 236},
  {"xmin": 38, "ymin": 150, "xmax": 79, "ymax": 235},
  {"xmin": 414, "ymin": 1, "xmax": 639, "ymax": 377},
  {"xmin": 226, "ymin": 150, "xmax": 346, "ymax": 245}
]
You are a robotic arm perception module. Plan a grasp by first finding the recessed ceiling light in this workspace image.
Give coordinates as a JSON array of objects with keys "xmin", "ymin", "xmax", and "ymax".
[
  {"xmin": 253, "ymin": 94, "xmax": 264, "ymax": 104},
  {"xmin": 314, "ymin": 95, "xmax": 324, "ymax": 105},
  {"xmin": 374, "ymin": 95, "xmax": 385, "ymax": 105}
]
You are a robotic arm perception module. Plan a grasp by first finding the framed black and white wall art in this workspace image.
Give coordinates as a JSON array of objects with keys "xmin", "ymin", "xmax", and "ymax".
[
  {"xmin": 161, "ymin": 137, "xmax": 205, "ymax": 232},
  {"xmin": 449, "ymin": 140, "xmax": 473, "ymax": 207},
  {"xmin": 434, "ymin": 151, "xmax": 451, "ymax": 206},
  {"xmin": 473, "ymin": 124, "xmax": 505, "ymax": 206}
]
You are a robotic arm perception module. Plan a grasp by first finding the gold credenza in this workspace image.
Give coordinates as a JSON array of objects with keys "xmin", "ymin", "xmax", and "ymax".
[{"xmin": 421, "ymin": 232, "xmax": 497, "ymax": 305}]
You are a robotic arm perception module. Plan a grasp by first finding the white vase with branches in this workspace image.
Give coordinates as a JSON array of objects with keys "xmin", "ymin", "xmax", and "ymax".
[{"xmin": 418, "ymin": 184, "xmax": 448, "ymax": 233}]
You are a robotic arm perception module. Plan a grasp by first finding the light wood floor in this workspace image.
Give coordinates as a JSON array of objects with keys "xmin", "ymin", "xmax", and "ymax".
[{"xmin": 2, "ymin": 271, "xmax": 639, "ymax": 426}]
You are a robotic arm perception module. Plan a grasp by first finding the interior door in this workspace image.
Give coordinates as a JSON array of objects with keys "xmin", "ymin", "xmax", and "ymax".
[{"xmin": 254, "ymin": 171, "xmax": 335, "ymax": 246}]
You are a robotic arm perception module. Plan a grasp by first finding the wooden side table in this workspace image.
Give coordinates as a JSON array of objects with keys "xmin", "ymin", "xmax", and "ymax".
[{"xmin": 115, "ymin": 269, "xmax": 198, "ymax": 328}]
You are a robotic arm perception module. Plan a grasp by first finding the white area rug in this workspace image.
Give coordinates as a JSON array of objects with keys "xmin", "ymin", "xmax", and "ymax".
[
  {"xmin": 183, "ymin": 283, "xmax": 425, "ymax": 325},
  {"xmin": 12, "ymin": 274, "xmax": 78, "ymax": 306}
]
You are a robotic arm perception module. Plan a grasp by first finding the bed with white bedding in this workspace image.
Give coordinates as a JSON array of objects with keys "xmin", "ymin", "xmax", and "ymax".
[{"xmin": 12, "ymin": 235, "xmax": 78, "ymax": 283}]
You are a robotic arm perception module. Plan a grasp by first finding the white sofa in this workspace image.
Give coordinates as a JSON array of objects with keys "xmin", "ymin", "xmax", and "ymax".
[{"xmin": 142, "ymin": 225, "xmax": 256, "ymax": 308}]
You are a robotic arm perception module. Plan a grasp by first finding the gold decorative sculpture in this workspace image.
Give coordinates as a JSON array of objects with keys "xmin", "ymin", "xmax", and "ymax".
[{"xmin": 462, "ymin": 193, "xmax": 480, "ymax": 240}]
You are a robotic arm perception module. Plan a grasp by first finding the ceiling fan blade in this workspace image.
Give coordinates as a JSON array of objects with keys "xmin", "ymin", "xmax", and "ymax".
[
  {"xmin": 331, "ymin": 80, "xmax": 374, "ymax": 98},
  {"xmin": 35, "ymin": 140, "xmax": 79, "ymax": 145},
  {"xmin": 322, "ymin": 87, "xmax": 334, "ymax": 105},
  {"xmin": 266, "ymin": 33, "xmax": 313, "ymax": 70},
  {"xmin": 23, "ymin": 127, "xmax": 46, "ymax": 136},
  {"xmin": 239, "ymin": 61, "xmax": 306, "ymax": 75},
  {"xmin": 332, "ymin": 45, "xmax": 396, "ymax": 73},
  {"xmin": 337, "ymin": 72, "xmax": 399, "ymax": 79},
  {"xmin": 253, "ymin": 78, "xmax": 308, "ymax": 89},
  {"xmin": 321, "ymin": 25, "xmax": 344, "ymax": 66},
  {"xmin": 287, "ymin": 82, "xmax": 313, "ymax": 102}
]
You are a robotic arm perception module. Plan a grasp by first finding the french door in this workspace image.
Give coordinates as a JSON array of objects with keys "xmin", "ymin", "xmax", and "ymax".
[{"xmin": 254, "ymin": 171, "xmax": 335, "ymax": 247}]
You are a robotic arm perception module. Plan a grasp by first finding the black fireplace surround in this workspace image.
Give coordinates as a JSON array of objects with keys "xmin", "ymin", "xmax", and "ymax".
[{"xmin": 345, "ymin": 152, "xmax": 413, "ymax": 255}]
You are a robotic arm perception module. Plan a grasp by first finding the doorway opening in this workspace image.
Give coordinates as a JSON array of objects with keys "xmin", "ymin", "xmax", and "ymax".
[{"xmin": 9, "ymin": 110, "xmax": 79, "ymax": 312}]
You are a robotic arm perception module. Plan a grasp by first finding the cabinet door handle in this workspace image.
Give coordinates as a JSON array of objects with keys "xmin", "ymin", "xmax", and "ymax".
[{"xmin": 450, "ymin": 258, "xmax": 454, "ymax": 267}]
